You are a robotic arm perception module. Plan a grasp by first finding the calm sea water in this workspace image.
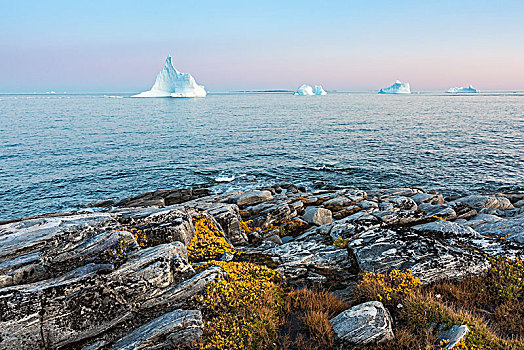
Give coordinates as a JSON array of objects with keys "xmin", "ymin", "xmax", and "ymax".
[{"xmin": 1, "ymin": 92, "xmax": 523, "ymax": 220}]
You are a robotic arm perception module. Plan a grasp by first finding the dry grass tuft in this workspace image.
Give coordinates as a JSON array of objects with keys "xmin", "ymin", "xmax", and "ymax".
[{"xmin": 279, "ymin": 288, "xmax": 349, "ymax": 349}]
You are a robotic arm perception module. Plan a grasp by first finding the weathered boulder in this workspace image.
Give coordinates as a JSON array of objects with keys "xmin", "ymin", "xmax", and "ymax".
[
  {"xmin": 451, "ymin": 203, "xmax": 478, "ymax": 220},
  {"xmin": 110, "ymin": 309, "xmax": 203, "ymax": 349},
  {"xmin": 369, "ymin": 187, "xmax": 422, "ymax": 199},
  {"xmin": 302, "ymin": 207, "xmax": 333, "ymax": 226},
  {"xmin": 357, "ymin": 200, "xmax": 379, "ymax": 210},
  {"xmin": 263, "ymin": 234, "xmax": 283, "ymax": 245},
  {"xmin": 413, "ymin": 220, "xmax": 479, "ymax": 240},
  {"xmin": 323, "ymin": 196, "xmax": 354, "ymax": 211},
  {"xmin": 250, "ymin": 203, "xmax": 296, "ymax": 229},
  {"xmin": 134, "ymin": 208, "xmax": 195, "ymax": 246},
  {"xmin": 0, "ymin": 259, "xmax": 47, "ymax": 288},
  {"xmin": 140, "ymin": 266, "xmax": 222, "ymax": 309},
  {"xmin": 332, "ymin": 205, "xmax": 362, "ymax": 220},
  {"xmin": 228, "ymin": 190, "xmax": 273, "ymax": 207},
  {"xmin": 330, "ymin": 301, "xmax": 394, "ymax": 345},
  {"xmin": 0, "ymin": 213, "xmax": 116, "ymax": 288},
  {"xmin": 0, "ymin": 213, "xmax": 113, "ymax": 263},
  {"xmin": 415, "ymin": 219, "xmax": 524, "ymax": 259},
  {"xmin": 206, "ymin": 203, "xmax": 247, "ymax": 245}
]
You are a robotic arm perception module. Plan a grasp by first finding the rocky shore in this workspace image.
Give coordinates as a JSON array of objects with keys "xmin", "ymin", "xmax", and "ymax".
[{"xmin": 1, "ymin": 184, "xmax": 523, "ymax": 349}]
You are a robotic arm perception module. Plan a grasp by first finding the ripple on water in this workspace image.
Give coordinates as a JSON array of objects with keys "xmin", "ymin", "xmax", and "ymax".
[{"xmin": 0, "ymin": 93, "xmax": 523, "ymax": 220}]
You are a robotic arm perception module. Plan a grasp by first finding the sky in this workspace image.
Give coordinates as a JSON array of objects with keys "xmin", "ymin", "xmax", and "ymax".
[{"xmin": 1, "ymin": 1, "xmax": 523, "ymax": 92}]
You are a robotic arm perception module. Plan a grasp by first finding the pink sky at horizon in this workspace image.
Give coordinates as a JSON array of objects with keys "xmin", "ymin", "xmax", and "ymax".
[{"xmin": 1, "ymin": 1, "xmax": 523, "ymax": 92}]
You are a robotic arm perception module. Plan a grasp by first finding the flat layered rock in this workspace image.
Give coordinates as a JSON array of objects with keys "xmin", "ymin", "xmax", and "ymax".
[
  {"xmin": 0, "ymin": 213, "xmax": 113, "ymax": 262},
  {"xmin": 115, "ymin": 188, "xmax": 211, "ymax": 207},
  {"xmin": 0, "ymin": 242, "xmax": 194, "ymax": 349},
  {"xmin": 263, "ymin": 231, "xmax": 354, "ymax": 287},
  {"xmin": 466, "ymin": 213, "xmax": 524, "ymax": 244},
  {"xmin": 347, "ymin": 225, "xmax": 489, "ymax": 283},
  {"xmin": 111, "ymin": 309, "xmax": 203, "ymax": 350},
  {"xmin": 449, "ymin": 195, "xmax": 513, "ymax": 211}
]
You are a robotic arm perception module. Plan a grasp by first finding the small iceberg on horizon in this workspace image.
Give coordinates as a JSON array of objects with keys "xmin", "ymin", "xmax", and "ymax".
[
  {"xmin": 313, "ymin": 85, "xmax": 327, "ymax": 95},
  {"xmin": 293, "ymin": 84, "xmax": 327, "ymax": 95},
  {"xmin": 293, "ymin": 84, "xmax": 314, "ymax": 95},
  {"xmin": 379, "ymin": 80, "xmax": 411, "ymax": 94},
  {"xmin": 133, "ymin": 56, "xmax": 206, "ymax": 98},
  {"xmin": 446, "ymin": 85, "xmax": 479, "ymax": 93}
]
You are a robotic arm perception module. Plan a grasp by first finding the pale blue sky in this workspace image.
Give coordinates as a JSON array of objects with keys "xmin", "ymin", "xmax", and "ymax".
[{"xmin": 1, "ymin": 1, "xmax": 523, "ymax": 92}]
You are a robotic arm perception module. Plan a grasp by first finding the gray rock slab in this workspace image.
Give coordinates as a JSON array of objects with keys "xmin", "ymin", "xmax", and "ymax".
[
  {"xmin": 330, "ymin": 301, "xmax": 394, "ymax": 345},
  {"xmin": 111, "ymin": 309, "xmax": 203, "ymax": 350},
  {"xmin": 302, "ymin": 207, "xmax": 333, "ymax": 225}
]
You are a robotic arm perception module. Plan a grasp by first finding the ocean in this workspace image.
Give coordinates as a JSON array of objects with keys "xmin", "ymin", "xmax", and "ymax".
[{"xmin": 1, "ymin": 92, "xmax": 523, "ymax": 220}]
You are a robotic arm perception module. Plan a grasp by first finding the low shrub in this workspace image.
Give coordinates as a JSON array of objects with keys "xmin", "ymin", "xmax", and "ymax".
[
  {"xmin": 196, "ymin": 261, "xmax": 283, "ymax": 350},
  {"xmin": 187, "ymin": 217, "xmax": 237, "ymax": 263}
]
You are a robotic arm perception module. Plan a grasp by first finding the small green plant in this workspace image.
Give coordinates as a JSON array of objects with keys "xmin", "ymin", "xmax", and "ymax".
[
  {"xmin": 354, "ymin": 269, "xmax": 422, "ymax": 305},
  {"xmin": 333, "ymin": 237, "xmax": 349, "ymax": 248},
  {"xmin": 487, "ymin": 256, "xmax": 523, "ymax": 301},
  {"xmin": 108, "ymin": 236, "xmax": 128, "ymax": 260}
]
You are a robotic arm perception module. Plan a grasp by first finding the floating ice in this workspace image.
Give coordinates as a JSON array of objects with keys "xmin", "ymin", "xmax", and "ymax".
[
  {"xmin": 446, "ymin": 85, "xmax": 479, "ymax": 93},
  {"xmin": 293, "ymin": 84, "xmax": 314, "ymax": 95},
  {"xmin": 313, "ymin": 85, "xmax": 327, "ymax": 95},
  {"xmin": 133, "ymin": 56, "xmax": 206, "ymax": 98},
  {"xmin": 379, "ymin": 80, "xmax": 411, "ymax": 94}
]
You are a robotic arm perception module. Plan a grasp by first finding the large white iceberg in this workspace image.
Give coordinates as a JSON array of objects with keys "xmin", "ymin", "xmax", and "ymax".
[
  {"xmin": 378, "ymin": 80, "xmax": 411, "ymax": 94},
  {"xmin": 293, "ymin": 84, "xmax": 314, "ymax": 95},
  {"xmin": 313, "ymin": 85, "xmax": 327, "ymax": 95},
  {"xmin": 446, "ymin": 85, "xmax": 479, "ymax": 93},
  {"xmin": 133, "ymin": 56, "xmax": 206, "ymax": 98}
]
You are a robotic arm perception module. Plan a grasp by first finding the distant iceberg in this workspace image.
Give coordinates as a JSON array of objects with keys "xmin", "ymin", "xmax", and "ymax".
[
  {"xmin": 293, "ymin": 84, "xmax": 314, "ymax": 96},
  {"xmin": 133, "ymin": 56, "xmax": 206, "ymax": 98},
  {"xmin": 313, "ymin": 85, "xmax": 327, "ymax": 95},
  {"xmin": 446, "ymin": 85, "xmax": 479, "ymax": 93},
  {"xmin": 379, "ymin": 80, "xmax": 411, "ymax": 94}
]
